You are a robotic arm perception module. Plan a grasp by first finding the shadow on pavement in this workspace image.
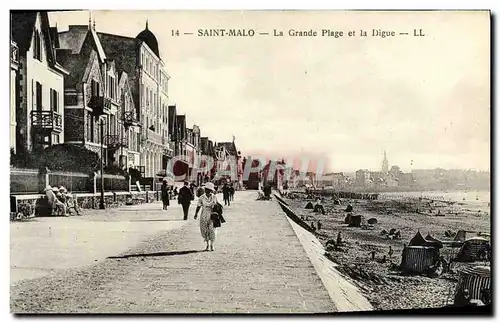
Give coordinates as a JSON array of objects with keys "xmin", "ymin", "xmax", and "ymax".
[
  {"xmin": 129, "ymin": 219, "xmax": 185, "ymax": 222},
  {"xmin": 107, "ymin": 250, "xmax": 204, "ymax": 259}
]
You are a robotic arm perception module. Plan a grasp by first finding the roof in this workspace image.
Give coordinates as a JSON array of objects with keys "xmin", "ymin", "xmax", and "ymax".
[
  {"xmin": 216, "ymin": 142, "xmax": 237, "ymax": 155},
  {"xmin": 97, "ymin": 32, "xmax": 140, "ymax": 107},
  {"xmin": 460, "ymin": 266, "xmax": 490, "ymax": 277},
  {"xmin": 136, "ymin": 22, "xmax": 160, "ymax": 58},
  {"xmin": 10, "ymin": 11, "xmax": 38, "ymax": 52},
  {"xmin": 11, "ymin": 11, "xmax": 68, "ymax": 75}
]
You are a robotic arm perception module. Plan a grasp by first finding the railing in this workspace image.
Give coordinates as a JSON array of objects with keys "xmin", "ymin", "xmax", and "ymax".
[
  {"xmin": 11, "ymin": 41, "xmax": 18, "ymax": 64},
  {"xmin": 146, "ymin": 129, "xmax": 163, "ymax": 144},
  {"xmin": 31, "ymin": 110, "xmax": 62, "ymax": 133},
  {"xmin": 106, "ymin": 134, "xmax": 128, "ymax": 150},
  {"xmin": 163, "ymin": 139, "xmax": 174, "ymax": 157},
  {"xmin": 89, "ymin": 95, "xmax": 112, "ymax": 116}
]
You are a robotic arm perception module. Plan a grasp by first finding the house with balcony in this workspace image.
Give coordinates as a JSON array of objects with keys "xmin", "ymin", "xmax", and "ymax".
[
  {"xmin": 57, "ymin": 23, "xmax": 115, "ymax": 165},
  {"xmin": 214, "ymin": 140, "xmax": 240, "ymax": 182},
  {"xmin": 11, "ymin": 11, "xmax": 69, "ymax": 153},
  {"xmin": 97, "ymin": 21, "xmax": 170, "ymax": 178}
]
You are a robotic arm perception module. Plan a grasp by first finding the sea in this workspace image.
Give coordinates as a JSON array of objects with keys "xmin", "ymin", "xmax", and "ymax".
[{"xmin": 379, "ymin": 190, "xmax": 491, "ymax": 213}]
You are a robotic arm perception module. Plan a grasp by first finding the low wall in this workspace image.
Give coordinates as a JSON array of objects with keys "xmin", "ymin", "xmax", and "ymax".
[{"xmin": 10, "ymin": 191, "xmax": 160, "ymax": 218}]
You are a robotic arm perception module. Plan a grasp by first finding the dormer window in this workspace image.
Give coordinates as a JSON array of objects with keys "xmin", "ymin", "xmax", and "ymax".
[{"xmin": 33, "ymin": 30, "xmax": 42, "ymax": 60}]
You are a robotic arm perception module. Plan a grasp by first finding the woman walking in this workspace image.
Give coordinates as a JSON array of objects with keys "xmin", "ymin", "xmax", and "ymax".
[
  {"xmin": 194, "ymin": 182, "xmax": 218, "ymax": 251},
  {"xmin": 161, "ymin": 179, "xmax": 170, "ymax": 210}
]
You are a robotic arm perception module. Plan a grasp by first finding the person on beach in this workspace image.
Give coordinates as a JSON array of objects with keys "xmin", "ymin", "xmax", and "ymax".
[
  {"xmin": 222, "ymin": 183, "xmax": 231, "ymax": 206},
  {"xmin": 60, "ymin": 186, "xmax": 81, "ymax": 216},
  {"xmin": 161, "ymin": 179, "xmax": 170, "ymax": 210},
  {"xmin": 229, "ymin": 183, "xmax": 235, "ymax": 201},
  {"xmin": 194, "ymin": 182, "xmax": 219, "ymax": 251},
  {"xmin": 178, "ymin": 181, "xmax": 194, "ymax": 220},
  {"xmin": 45, "ymin": 186, "xmax": 67, "ymax": 216}
]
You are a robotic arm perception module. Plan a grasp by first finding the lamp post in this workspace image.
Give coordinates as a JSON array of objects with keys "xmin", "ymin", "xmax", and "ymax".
[{"xmin": 99, "ymin": 118, "xmax": 105, "ymax": 209}]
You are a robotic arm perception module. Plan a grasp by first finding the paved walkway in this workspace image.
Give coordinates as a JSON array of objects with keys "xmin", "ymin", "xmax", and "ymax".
[
  {"xmin": 10, "ymin": 202, "xmax": 186, "ymax": 284},
  {"xmin": 11, "ymin": 191, "xmax": 335, "ymax": 313}
]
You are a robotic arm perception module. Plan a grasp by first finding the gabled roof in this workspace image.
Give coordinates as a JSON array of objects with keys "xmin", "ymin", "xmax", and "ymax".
[
  {"xmin": 11, "ymin": 10, "xmax": 69, "ymax": 75},
  {"xmin": 58, "ymin": 25, "xmax": 106, "ymax": 63},
  {"xmin": 216, "ymin": 142, "xmax": 237, "ymax": 156}
]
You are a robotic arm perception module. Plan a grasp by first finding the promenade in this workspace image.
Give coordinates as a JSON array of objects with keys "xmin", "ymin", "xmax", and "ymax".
[{"xmin": 11, "ymin": 191, "xmax": 335, "ymax": 313}]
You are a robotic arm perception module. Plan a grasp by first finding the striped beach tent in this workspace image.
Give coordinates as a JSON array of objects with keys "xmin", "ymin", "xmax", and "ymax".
[
  {"xmin": 455, "ymin": 237, "xmax": 490, "ymax": 262},
  {"xmin": 454, "ymin": 266, "xmax": 491, "ymax": 304},
  {"xmin": 400, "ymin": 246, "xmax": 439, "ymax": 274}
]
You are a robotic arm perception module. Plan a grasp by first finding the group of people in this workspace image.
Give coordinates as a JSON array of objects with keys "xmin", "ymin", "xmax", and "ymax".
[
  {"xmin": 160, "ymin": 180, "xmax": 236, "ymax": 251},
  {"xmin": 42, "ymin": 185, "xmax": 81, "ymax": 216}
]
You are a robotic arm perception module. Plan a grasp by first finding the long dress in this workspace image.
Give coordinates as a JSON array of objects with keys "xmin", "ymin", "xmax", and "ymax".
[{"xmin": 197, "ymin": 193, "xmax": 218, "ymax": 242}]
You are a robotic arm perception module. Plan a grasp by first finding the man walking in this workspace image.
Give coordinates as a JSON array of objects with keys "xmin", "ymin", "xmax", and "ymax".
[
  {"xmin": 229, "ymin": 183, "xmax": 235, "ymax": 201},
  {"xmin": 178, "ymin": 181, "xmax": 194, "ymax": 220},
  {"xmin": 222, "ymin": 183, "xmax": 231, "ymax": 206}
]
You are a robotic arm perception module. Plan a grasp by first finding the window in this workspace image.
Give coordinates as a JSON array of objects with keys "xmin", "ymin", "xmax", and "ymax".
[
  {"xmin": 91, "ymin": 79, "xmax": 100, "ymax": 97},
  {"xmin": 35, "ymin": 82, "xmax": 42, "ymax": 111},
  {"xmin": 50, "ymin": 89, "xmax": 58, "ymax": 112},
  {"xmin": 33, "ymin": 31, "xmax": 41, "ymax": 60},
  {"xmin": 109, "ymin": 76, "xmax": 115, "ymax": 100},
  {"xmin": 89, "ymin": 112, "xmax": 94, "ymax": 142}
]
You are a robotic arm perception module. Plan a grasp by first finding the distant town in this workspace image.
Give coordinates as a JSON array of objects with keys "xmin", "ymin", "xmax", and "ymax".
[{"xmin": 254, "ymin": 151, "xmax": 490, "ymax": 192}]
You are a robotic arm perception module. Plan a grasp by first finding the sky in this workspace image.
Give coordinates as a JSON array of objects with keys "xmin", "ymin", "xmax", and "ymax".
[{"xmin": 48, "ymin": 10, "xmax": 490, "ymax": 173}]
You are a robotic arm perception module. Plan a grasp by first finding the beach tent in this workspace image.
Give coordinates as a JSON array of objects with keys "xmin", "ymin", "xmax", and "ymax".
[
  {"xmin": 400, "ymin": 246, "xmax": 439, "ymax": 274},
  {"xmin": 348, "ymin": 214, "xmax": 364, "ymax": 227},
  {"xmin": 409, "ymin": 231, "xmax": 443, "ymax": 249},
  {"xmin": 455, "ymin": 237, "xmax": 490, "ymax": 262},
  {"xmin": 424, "ymin": 233, "xmax": 444, "ymax": 249},
  {"xmin": 454, "ymin": 266, "xmax": 491, "ymax": 304},
  {"xmin": 344, "ymin": 214, "xmax": 351, "ymax": 224},
  {"xmin": 409, "ymin": 231, "xmax": 427, "ymax": 246}
]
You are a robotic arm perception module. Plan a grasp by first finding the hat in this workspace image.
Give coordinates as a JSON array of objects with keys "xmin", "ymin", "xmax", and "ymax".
[
  {"xmin": 52, "ymin": 187, "xmax": 59, "ymax": 192},
  {"xmin": 204, "ymin": 182, "xmax": 215, "ymax": 191},
  {"xmin": 60, "ymin": 186, "xmax": 67, "ymax": 193},
  {"xmin": 44, "ymin": 186, "xmax": 52, "ymax": 192}
]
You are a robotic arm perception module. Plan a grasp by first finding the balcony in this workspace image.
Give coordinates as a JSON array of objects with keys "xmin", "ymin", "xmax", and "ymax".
[
  {"xmin": 88, "ymin": 95, "xmax": 112, "ymax": 116},
  {"xmin": 11, "ymin": 41, "xmax": 19, "ymax": 68},
  {"xmin": 144, "ymin": 129, "xmax": 163, "ymax": 145},
  {"xmin": 106, "ymin": 134, "xmax": 128, "ymax": 150},
  {"xmin": 31, "ymin": 110, "xmax": 62, "ymax": 134},
  {"xmin": 123, "ymin": 111, "xmax": 139, "ymax": 128},
  {"xmin": 163, "ymin": 139, "xmax": 174, "ymax": 158}
]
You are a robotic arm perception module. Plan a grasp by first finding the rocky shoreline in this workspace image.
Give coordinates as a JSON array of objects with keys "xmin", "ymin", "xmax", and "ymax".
[{"xmin": 281, "ymin": 192, "xmax": 490, "ymax": 311}]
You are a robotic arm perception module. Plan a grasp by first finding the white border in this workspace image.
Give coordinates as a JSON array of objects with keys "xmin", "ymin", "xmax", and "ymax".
[{"xmin": 2, "ymin": 1, "xmax": 498, "ymax": 322}]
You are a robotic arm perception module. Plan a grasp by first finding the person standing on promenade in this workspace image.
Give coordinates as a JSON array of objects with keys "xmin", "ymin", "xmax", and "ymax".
[
  {"xmin": 222, "ymin": 183, "xmax": 231, "ymax": 206},
  {"xmin": 161, "ymin": 179, "xmax": 170, "ymax": 210},
  {"xmin": 229, "ymin": 183, "xmax": 235, "ymax": 201},
  {"xmin": 194, "ymin": 182, "xmax": 219, "ymax": 251},
  {"xmin": 178, "ymin": 181, "xmax": 194, "ymax": 220}
]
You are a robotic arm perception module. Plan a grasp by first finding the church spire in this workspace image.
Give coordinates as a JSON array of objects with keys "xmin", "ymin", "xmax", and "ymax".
[
  {"xmin": 88, "ymin": 11, "xmax": 92, "ymax": 30},
  {"xmin": 145, "ymin": 19, "xmax": 149, "ymax": 30},
  {"xmin": 382, "ymin": 150, "xmax": 389, "ymax": 173}
]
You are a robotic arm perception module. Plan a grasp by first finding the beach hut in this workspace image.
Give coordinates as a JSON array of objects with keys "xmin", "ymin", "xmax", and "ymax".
[
  {"xmin": 305, "ymin": 202, "xmax": 314, "ymax": 209},
  {"xmin": 348, "ymin": 215, "xmax": 364, "ymax": 227},
  {"xmin": 454, "ymin": 266, "xmax": 491, "ymax": 304},
  {"xmin": 400, "ymin": 246, "xmax": 439, "ymax": 274},
  {"xmin": 344, "ymin": 214, "xmax": 351, "ymax": 224},
  {"xmin": 455, "ymin": 237, "xmax": 490, "ymax": 262}
]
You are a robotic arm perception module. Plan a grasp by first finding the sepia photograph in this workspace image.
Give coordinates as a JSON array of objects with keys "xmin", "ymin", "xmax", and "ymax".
[{"xmin": 8, "ymin": 8, "xmax": 491, "ymax": 315}]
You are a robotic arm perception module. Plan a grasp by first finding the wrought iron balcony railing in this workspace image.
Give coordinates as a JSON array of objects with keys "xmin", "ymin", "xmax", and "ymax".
[
  {"xmin": 30, "ymin": 110, "xmax": 62, "ymax": 133},
  {"xmin": 88, "ymin": 95, "xmax": 112, "ymax": 116},
  {"xmin": 11, "ymin": 41, "xmax": 19, "ymax": 65},
  {"xmin": 106, "ymin": 134, "xmax": 128, "ymax": 150}
]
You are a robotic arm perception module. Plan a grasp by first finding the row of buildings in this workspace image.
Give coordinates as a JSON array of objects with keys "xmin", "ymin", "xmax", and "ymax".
[{"xmin": 10, "ymin": 11, "xmax": 243, "ymax": 186}]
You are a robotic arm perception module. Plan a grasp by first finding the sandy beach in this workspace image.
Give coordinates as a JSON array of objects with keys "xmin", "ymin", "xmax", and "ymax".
[{"xmin": 282, "ymin": 190, "xmax": 491, "ymax": 311}]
